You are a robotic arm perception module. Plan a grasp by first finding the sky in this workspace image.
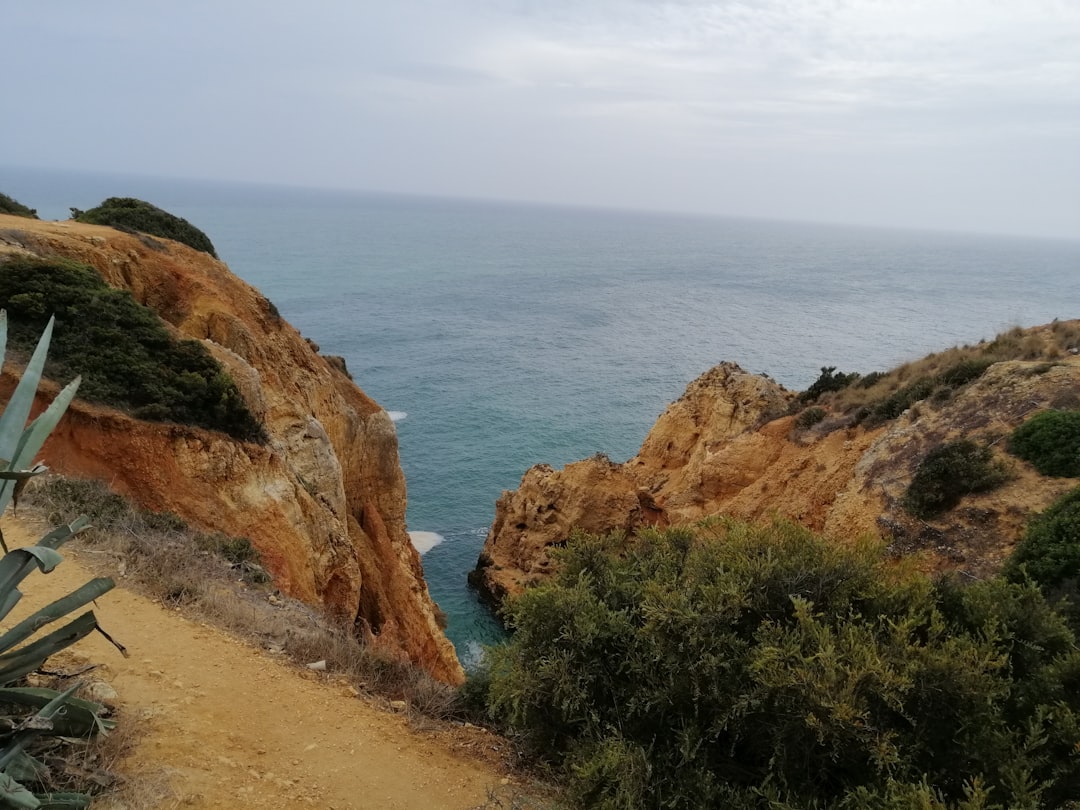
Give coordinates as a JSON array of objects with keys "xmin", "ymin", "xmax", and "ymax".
[{"xmin": 5, "ymin": 1, "xmax": 1079, "ymax": 239}]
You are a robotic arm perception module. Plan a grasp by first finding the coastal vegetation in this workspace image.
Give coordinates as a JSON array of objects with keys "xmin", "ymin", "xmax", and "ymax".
[
  {"xmin": 0, "ymin": 312, "xmax": 122, "ymax": 806},
  {"xmin": 477, "ymin": 518, "xmax": 1080, "ymax": 809},
  {"xmin": 22, "ymin": 476, "xmax": 462, "ymax": 720},
  {"xmin": 902, "ymin": 439, "xmax": 1012, "ymax": 519},
  {"xmin": 1004, "ymin": 487, "xmax": 1080, "ymax": 632},
  {"xmin": 1009, "ymin": 409, "xmax": 1080, "ymax": 478},
  {"xmin": 0, "ymin": 191, "xmax": 37, "ymax": 219},
  {"xmin": 72, "ymin": 197, "xmax": 217, "ymax": 258},
  {"xmin": 796, "ymin": 322, "xmax": 1079, "ymax": 429},
  {"xmin": 0, "ymin": 256, "xmax": 266, "ymax": 443}
]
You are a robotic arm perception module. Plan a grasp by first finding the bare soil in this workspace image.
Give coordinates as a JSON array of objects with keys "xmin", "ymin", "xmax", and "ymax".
[{"xmin": 2, "ymin": 518, "xmax": 515, "ymax": 810}]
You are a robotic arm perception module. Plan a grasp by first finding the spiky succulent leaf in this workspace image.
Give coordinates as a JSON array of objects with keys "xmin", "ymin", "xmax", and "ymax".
[
  {"xmin": 1, "ymin": 751, "xmax": 46, "ymax": 784},
  {"xmin": 0, "ymin": 316, "xmax": 54, "ymax": 462},
  {"xmin": 0, "ymin": 683, "xmax": 82, "ymax": 771},
  {"xmin": 0, "ymin": 376, "xmax": 81, "ymax": 517},
  {"xmin": 0, "ymin": 614, "xmax": 99, "ymax": 685},
  {"xmin": 34, "ymin": 519, "xmax": 91, "ymax": 552},
  {"xmin": 0, "ymin": 688, "xmax": 113, "ymax": 736},
  {"xmin": 34, "ymin": 794, "xmax": 90, "ymax": 810},
  {"xmin": 0, "ymin": 771, "xmax": 40, "ymax": 809},
  {"xmin": 0, "ymin": 311, "xmax": 8, "ymax": 374},
  {"xmin": 0, "ymin": 578, "xmax": 113, "ymax": 654}
]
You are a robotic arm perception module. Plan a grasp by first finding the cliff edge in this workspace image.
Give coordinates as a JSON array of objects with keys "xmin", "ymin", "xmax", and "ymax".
[
  {"xmin": 473, "ymin": 331, "xmax": 1080, "ymax": 605},
  {"xmin": 0, "ymin": 213, "xmax": 463, "ymax": 683}
]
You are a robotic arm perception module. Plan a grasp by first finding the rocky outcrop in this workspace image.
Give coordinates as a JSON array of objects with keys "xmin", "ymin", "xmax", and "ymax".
[
  {"xmin": 0, "ymin": 214, "xmax": 463, "ymax": 683},
  {"xmin": 473, "ymin": 350, "xmax": 1080, "ymax": 606}
]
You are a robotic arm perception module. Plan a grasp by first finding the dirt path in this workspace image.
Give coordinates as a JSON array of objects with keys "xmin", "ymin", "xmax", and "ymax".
[{"xmin": 2, "ymin": 518, "xmax": 508, "ymax": 809}]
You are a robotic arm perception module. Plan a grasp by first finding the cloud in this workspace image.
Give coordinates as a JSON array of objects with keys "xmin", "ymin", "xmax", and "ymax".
[{"xmin": 5, "ymin": 0, "xmax": 1079, "ymax": 237}]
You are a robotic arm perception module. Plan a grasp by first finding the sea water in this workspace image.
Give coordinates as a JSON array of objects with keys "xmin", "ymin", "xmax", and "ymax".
[{"xmin": 4, "ymin": 166, "xmax": 1079, "ymax": 666}]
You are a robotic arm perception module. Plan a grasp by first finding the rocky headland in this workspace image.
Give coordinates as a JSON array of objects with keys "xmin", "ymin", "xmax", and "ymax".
[
  {"xmin": 473, "ymin": 328, "xmax": 1080, "ymax": 606},
  {"xmin": 0, "ymin": 213, "xmax": 462, "ymax": 684}
]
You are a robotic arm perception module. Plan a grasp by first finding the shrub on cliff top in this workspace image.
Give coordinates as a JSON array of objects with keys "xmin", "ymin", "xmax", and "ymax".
[
  {"xmin": 798, "ymin": 366, "xmax": 860, "ymax": 404},
  {"xmin": 1004, "ymin": 487, "xmax": 1080, "ymax": 599},
  {"xmin": 0, "ymin": 190, "xmax": 38, "ymax": 219},
  {"xmin": 74, "ymin": 197, "xmax": 217, "ymax": 258},
  {"xmin": 0, "ymin": 256, "xmax": 266, "ymax": 442},
  {"xmin": 1009, "ymin": 409, "xmax": 1080, "ymax": 478},
  {"xmin": 482, "ymin": 519, "xmax": 1080, "ymax": 809},
  {"xmin": 902, "ymin": 439, "xmax": 1011, "ymax": 519}
]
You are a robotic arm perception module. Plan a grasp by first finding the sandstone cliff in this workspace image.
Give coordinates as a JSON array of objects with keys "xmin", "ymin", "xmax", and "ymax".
[
  {"xmin": 0, "ymin": 214, "xmax": 463, "ymax": 683},
  {"xmin": 473, "ymin": 335, "xmax": 1080, "ymax": 605}
]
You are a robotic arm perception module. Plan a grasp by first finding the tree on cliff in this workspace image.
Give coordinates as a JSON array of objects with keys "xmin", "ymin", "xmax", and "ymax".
[{"xmin": 482, "ymin": 519, "xmax": 1080, "ymax": 809}]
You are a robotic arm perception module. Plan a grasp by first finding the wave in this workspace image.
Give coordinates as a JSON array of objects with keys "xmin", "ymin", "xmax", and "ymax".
[
  {"xmin": 386, "ymin": 410, "xmax": 407, "ymax": 422},
  {"xmin": 408, "ymin": 530, "xmax": 445, "ymax": 555}
]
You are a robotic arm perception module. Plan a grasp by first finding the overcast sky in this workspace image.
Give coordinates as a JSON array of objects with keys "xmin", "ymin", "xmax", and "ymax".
[{"xmin": 6, "ymin": 1, "xmax": 1079, "ymax": 238}]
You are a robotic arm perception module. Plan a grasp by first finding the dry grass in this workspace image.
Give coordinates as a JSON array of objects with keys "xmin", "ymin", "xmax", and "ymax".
[
  {"xmin": 20, "ymin": 476, "xmax": 466, "ymax": 724},
  {"xmin": 810, "ymin": 320, "xmax": 1080, "ymax": 424}
]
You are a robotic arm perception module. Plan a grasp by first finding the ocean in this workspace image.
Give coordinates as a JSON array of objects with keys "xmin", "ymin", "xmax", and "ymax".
[{"xmin": 4, "ymin": 166, "xmax": 1079, "ymax": 666}]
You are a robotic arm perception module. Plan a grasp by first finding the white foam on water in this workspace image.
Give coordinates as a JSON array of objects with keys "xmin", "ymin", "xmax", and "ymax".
[
  {"xmin": 386, "ymin": 410, "xmax": 407, "ymax": 422},
  {"xmin": 408, "ymin": 530, "xmax": 444, "ymax": 555},
  {"xmin": 462, "ymin": 640, "xmax": 487, "ymax": 672}
]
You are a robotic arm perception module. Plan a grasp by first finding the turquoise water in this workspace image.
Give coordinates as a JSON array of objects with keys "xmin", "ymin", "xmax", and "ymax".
[{"xmin": 4, "ymin": 167, "xmax": 1080, "ymax": 665}]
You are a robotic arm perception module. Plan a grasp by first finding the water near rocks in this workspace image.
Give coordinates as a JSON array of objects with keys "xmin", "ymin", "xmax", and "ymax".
[{"xmin": 5, "ymin": 166, "xmax": 1079, "ymax": 665}]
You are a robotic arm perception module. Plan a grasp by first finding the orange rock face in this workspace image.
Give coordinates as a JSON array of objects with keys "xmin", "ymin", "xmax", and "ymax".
[
  {"xmin": 0, "ymin": 215, "xmax": 462, "ymax": 683},
  {"xmin": 473, "ymin": 354, "xmax": 1080, "ymax": 606}
]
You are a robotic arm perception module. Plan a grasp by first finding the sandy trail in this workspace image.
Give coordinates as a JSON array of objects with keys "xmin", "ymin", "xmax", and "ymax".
[{"xmin": 2, "ymin": 518, "xmax": 506, "ymax": 810}]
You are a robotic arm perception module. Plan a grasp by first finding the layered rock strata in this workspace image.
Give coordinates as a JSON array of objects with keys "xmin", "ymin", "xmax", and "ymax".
[
  {"xmin": 473, "ymin": 353, "xmax": 1080, "ymax": 606},
  {"xmin": 0, "ymin": 214, "xmax": 462, "ymax": 683}
]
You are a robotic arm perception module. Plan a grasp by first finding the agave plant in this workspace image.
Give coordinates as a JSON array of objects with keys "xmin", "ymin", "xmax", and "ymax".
[{"xmin": 0, "ymin": 311, "xmax": 117, "ymax": 809}]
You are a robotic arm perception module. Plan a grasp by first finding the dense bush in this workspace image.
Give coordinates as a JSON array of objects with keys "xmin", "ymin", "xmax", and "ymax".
[
  {"xmin": 902, "ymin": 440, "xmax": 1011, "ymax": 519},
  {"xmin": 74, "ymin": 197, "xmax": 217, "ymax": 257},
  {"xmin": 0, "ymin": 191, "xmax": 37, "ymax": 218},
  {"xmin": 482, "ymin": 520, "xmax": 1080, "ymax": 809},
  {"xmin": 1009, "ymin": 409, "xmax": 1080, "ymax": 477},
  {"xmin": 794, "ymin": 406, "xmax": 826, "ymax": 429},
  {"xmin": 799, "ymin": 366, "xmax": 860, "ymax": 403},
  {"xmin": 1004, "ymin": 488, "xmax": 1080, "ymax": 631},
  {"xmin": 0, "ymin": 256, "xmax": 266, "ymax": 442}
]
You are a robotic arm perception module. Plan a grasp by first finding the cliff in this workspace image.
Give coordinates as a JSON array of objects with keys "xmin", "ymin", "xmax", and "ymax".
[
  {"xmin": 0, "ymin": 214, "xmax": 463, "ymax": 683},
  {"xmin": 473, "ymin": 333, "xmax": 1080, "ymax": 605}
]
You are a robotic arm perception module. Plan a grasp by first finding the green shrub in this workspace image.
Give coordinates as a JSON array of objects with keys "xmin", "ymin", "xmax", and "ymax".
[
  {"xmin": 74, "ymin": 197, "xmax": 217, "ymax": 258},
  {"xmin": 0, "ymin": 257, "xmax": 266, "ymax": 443},
  {"xmin": 1009, "ymin": 409, "xmax": 1080, "ymax": 478},
  {"xmin": 799, "ymin": 366, "xmax": 860, "ymax": 403},
  {"xmin": 860, "ymin": 361, "xmax": 993, "ymax": 425},
  {"xmin": 0, "ymin": 192, "xmax": 37, "ymax": 219},
  {"xmin": 856, "ymin": 370, "xmax": 886, "ymax": 389},
  {"xmin": 795, "ymin": 406, "xmax": 826, "ymax": 429},
  {"xmin": 936, "ymin": 359, "xmax": 994, "ymax": 388},
  {"xmin": 902, "ymin": 440, "xmax": 1012, "ymax": 519},
  {"xmin": 482, "ymin": 520, "xmax": 1080, "ymax": 809},
  {"xmin": 1004, "ymin": 488, "xmax": 1080, "ymax": 633}
]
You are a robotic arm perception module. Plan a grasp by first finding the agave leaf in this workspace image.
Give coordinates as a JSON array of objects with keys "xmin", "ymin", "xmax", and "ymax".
[
  {"xmin": 0, "ymin": 471, "xmax": 43, "ymax": 482},
  {"xmin": 35, "ymin": 794, "xmax": 91, "ymax": 810},
  {"xmin": 0, "ymin": 614, "xmax": 98, "ymax": 686},
  {"xmin": 0, "ymin": 311, "xmax": 7, "ymax": 372},
  {"xmin": 0, "ymin": 688, "xmax": 113, "ymax": 736},
  {"xmin": 1, "ymin": 751, "xmax": 47, "ymax": 783},
  {"xmin": 0, "ymin": 578, "xmax": 114, "ymax": 654},
  {"xmin": 34, "ymin": 518, "xmax": 92, "ymax": 552},
  {"xmin": 0, "ymin": 316, "xmax": 55, "ymax": 463},
  {"xmin": 0, "ymin": 377, "xmax": 81, "ymax": 517},
  {"xmin": 0, "ymin": 683, "xmax": 82, "ymax": 773},
  {"xmin": 0, "ymin": 771, "xmax": 40, "ymax": 809},
  {"xmin": 0, "ymin": 548, "xmax": 66, "ymax": 624}
]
